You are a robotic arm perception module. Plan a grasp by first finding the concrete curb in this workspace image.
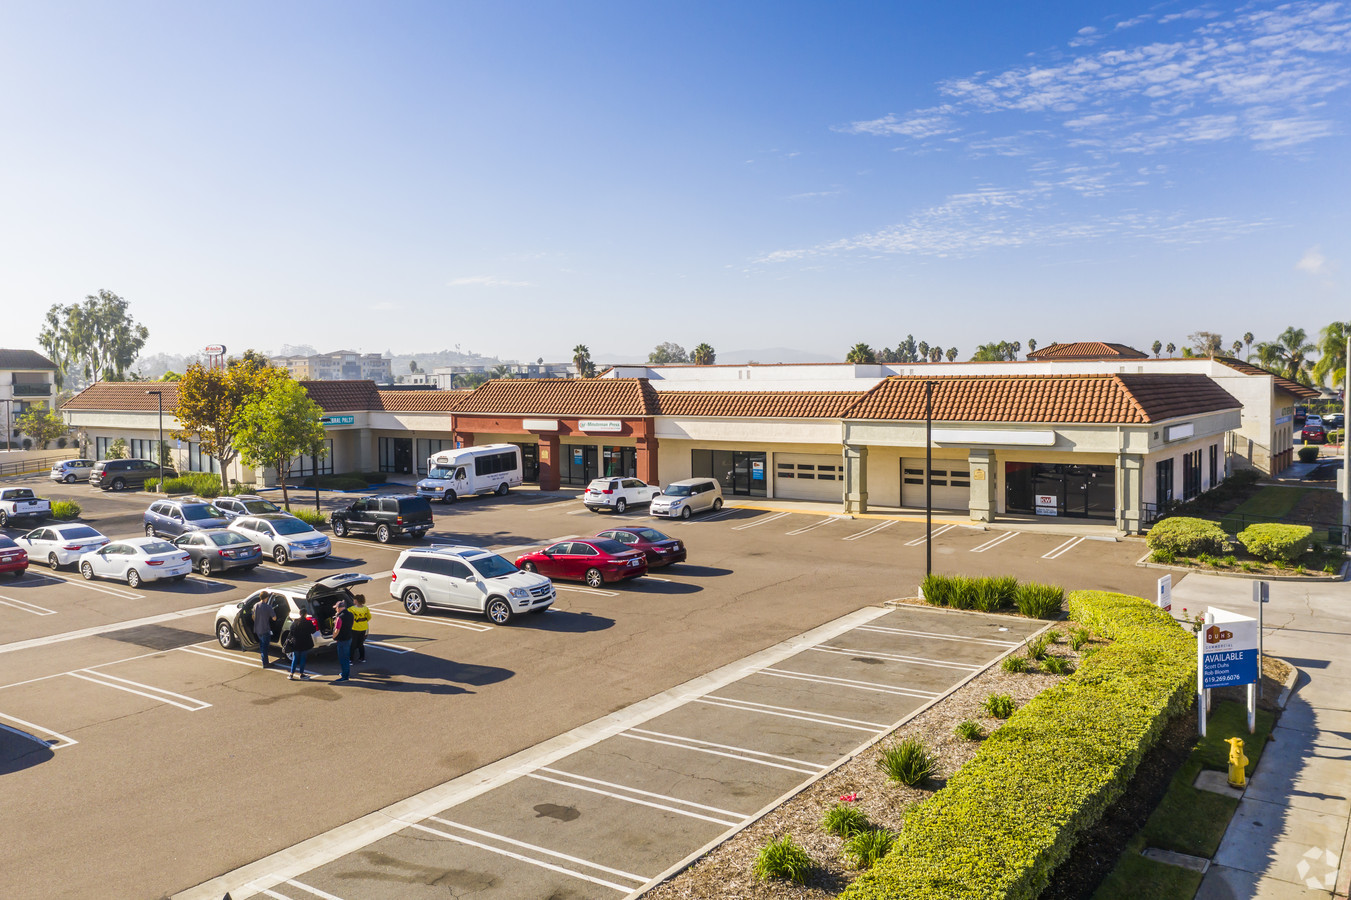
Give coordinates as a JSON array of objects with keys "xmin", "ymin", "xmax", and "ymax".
[
  {"xmin": 1274, "ymin": 662, "xmax": 1300, "ymax": 710},
  {"xmin": 1135, "ymin": 551, "xmax": 1349, "ymax": 582}
]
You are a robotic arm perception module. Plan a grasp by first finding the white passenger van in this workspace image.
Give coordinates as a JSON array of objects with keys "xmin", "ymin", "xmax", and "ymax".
[{"xmin": 416, "ymin": 444, "xmax": 523, "ymax": 503}]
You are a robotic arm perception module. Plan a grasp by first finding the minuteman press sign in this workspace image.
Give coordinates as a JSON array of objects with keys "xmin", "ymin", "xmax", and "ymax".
[{"xmin": 1200, "ymin": 607, "xmax": 1258, "ymax": 689}]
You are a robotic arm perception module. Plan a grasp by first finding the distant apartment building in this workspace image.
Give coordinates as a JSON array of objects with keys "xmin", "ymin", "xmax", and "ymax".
[
  {"xmin": 0, "ymin": 349, "xmax": 58, "ymax": 446},
  {"xmin": 273, "ymin": 351, "xmax": 392, "ymax": 383},
  {"xmin": 425, "ymin": 361, "xmax": 576, "ymax": 389}
]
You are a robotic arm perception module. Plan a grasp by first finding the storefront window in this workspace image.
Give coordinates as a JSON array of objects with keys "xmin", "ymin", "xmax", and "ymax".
[
  {"xmin": 1005, "ymin": 463, "xmax": 1114, "ymax": 520},
  {"xmin": 416, "ymin": 439, "xmax": 454, "ymax": 476},
  {"xmin": 512, "ymin": 442, "xmax": 540, "ymax": 482},
  {"xmin": 602, "ymin": 446, "xmax": 636, "ymax": 478},
  {"xmin": 692, "ymin": 449, "xmax": 767, "ymax": 498},
  {"xmin": 379, "ymin": 437, "xmax": 413, "ymax": 474},
  {"xmin": 560, "ymin": 444, "xmax": 597, "ymax": 486},
  {"xmin": 1156, "ymin": 459, "xmax": 1174, "ymax": 506}
]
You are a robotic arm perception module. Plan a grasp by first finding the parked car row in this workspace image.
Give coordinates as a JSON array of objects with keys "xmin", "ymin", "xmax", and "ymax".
[{"xmin": 583, "ymin": 477, "xmax": 724, "ymax": 519}]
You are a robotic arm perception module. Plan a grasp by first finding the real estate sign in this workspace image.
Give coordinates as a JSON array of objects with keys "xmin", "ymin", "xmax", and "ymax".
[{"xmin": 1200, "ymin": 607, "xmax": 1258, "ymax": 689}]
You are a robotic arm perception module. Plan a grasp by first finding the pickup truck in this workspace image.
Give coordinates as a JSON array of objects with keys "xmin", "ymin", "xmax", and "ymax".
[{"xmin": 0, "ymin": 488, "xmax": 52, "ymax": 527}]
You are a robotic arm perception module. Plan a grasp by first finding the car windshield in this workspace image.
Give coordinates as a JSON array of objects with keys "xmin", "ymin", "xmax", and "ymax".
[
  {"xmin": 470, "ymin": 554, "xmax": 519, "ymax": 578},
  {"xmin": 141, "ymin": 541, "xmax": 177, "ymax": 555},
  {"xmin": 9, "ymin": 489, "xmax": 35, "ymax": 499},
  {"xmin": 272, "ymin": 518, "xmax": 314, "ymax": 536},
  {"xmin": 593, "ymin": 539, "xmax": 630, "ymax": 554},
  {"xmin": 632, "ymin": 528, "xmax": 670, "ymax": 542},
  {"xmin": 59, "ymin": 526, "xmax": 101, "ymax": 539},
  {"xmin": 427, "ymin": 466, "xmax": 456, "ymax": 479},
  {"xmin": 664, "ymin": 484, "xmax": 694, "ymax": 497},
  {"xmin": 183, "ymin": 505, "xmax": 223, "ymax": 521},
  {"xmin": 242, "ymin": 500, "xmax": 281, "ymax": 514},
  {"xmin": 209, "ymin": 532, "xmax": 253, "ymax": 547}
]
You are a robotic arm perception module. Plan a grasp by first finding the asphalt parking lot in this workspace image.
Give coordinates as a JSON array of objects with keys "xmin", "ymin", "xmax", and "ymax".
[{"xmin": 0, "ymin": 476, "xmax": 1160, "ymax": 900}]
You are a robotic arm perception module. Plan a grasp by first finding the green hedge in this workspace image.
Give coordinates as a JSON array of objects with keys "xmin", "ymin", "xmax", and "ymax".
[
  {"xmin": 289, "ymin": 507, "xmax": 327, "ymax": 526},
  {"xmin": 1145, "ymin": 517, "xmax": 1226, "ymax": 556},
  {"xmin": 1237, "ymin": 523, "xmax": 1313, "ymax": 562},
  {"xmin": 145, "ymin": 473, "xmax": 227, "ymax": 497},
  {"xmin": 841, "ymin": 591, "xmax": 1194, "ymax": 900},
  {"xmin": 921, "ymin": 574, "xmax": 1060, "ymax": 618},
  {"xmin": 1297, "ymin": 445, "xmax": 1320, "ymax": 463}
]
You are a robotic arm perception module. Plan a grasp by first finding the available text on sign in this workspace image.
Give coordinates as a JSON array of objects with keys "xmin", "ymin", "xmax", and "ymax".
[{"xmin": 1200, "ymin": 607, "xmax": 1258, "ymax": 689}]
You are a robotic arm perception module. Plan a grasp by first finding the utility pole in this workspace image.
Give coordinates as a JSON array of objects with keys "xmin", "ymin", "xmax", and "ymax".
[
  {"xmin": 925, "ymin": 380, "xmax": 935, "ymax": 578},
  {"xmin": 146, "ymin": 390, "xmax": 163, "ymax": 491},
  {"xmin": 1343, "ymin": 337, "xmax": 1349, "ymax": 540}
]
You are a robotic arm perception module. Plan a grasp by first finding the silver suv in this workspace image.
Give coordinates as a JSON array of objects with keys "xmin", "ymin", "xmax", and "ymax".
[
  {"xmin": 649, "ymin": 478, "xmax": 724, "ymax": 519},
  {"xmin": 50, "ymin": 459, "xmax": 95, "ymax": 484},
  {"xmin": 389, "ymin": 545, "xmax": 554, "ymax": 625}
]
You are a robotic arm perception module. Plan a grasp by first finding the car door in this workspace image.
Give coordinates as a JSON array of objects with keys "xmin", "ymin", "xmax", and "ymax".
[
  {"xmin": 568, "ymin": 542, "xmax": 600, "ymax": 579},
  {"xmin": 441, "ymin": 559, "xmax": 482, "ymax": 609},
  {"xmin": 536, "ymin": 542, "xmax": 571, "ymax": 578},
  {"xmin": 452, "ymin": 466, "xmax": 470, "ymax": 496},
  {"xmin": 21, "ymin": 527, "xmax": 52, "ymax": 558},
  {"xmin": 91, "ymin": 543, "xmax": 125, "ymax": 578},
  {"xmin": 172, "ymin": 534, "xmax": 200, "ymax": 565},
  {"xmin": 345, "ymin": 500, "xmax": 371, "ymax": 533}
]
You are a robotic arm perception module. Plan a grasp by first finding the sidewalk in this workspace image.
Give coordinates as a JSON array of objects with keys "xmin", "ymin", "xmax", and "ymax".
[
  {"xmin": 1171, "ymin": 574, "xmax": 1351, "ymax": 899},
  {"xmin": 728, "ymin": 497, "xmax": 1124, "ymax": 539}
]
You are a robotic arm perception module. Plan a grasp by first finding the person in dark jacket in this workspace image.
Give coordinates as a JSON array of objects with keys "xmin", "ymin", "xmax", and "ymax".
[
  {"xmin": 332, "ymin": 598, "xmax": 354, "ymax": 682},
  {"xmin": 288, "ymin": 614, "xmax": 317, "ymax": 681}
]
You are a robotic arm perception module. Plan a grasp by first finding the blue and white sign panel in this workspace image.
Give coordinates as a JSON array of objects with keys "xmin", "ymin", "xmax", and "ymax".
[{"xmin": 1200, "ymin": 607, "xmax": 1259, "ymax": 689}]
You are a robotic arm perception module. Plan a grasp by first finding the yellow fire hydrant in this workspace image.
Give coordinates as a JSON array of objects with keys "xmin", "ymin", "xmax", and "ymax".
[{"xmin": 1227, "ymin": 737, "xmax": 1248, "ymax": 789}]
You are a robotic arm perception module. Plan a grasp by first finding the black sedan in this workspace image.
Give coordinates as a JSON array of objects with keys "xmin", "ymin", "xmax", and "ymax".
[
  {"xmin": 594, "ymin": 526, "xmax": 687, "ymax": 567},
  {"xmin": 171, "ymin": 529, "xmax": 263, "ymax": 576}
]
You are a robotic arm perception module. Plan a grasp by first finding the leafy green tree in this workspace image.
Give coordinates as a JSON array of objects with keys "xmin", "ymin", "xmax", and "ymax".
[
  {"xmin": 174, "ymin": 353, "xmax": 284, "ymax": 493},
  {"xmin": 648, "ymin": 342, "xmax": 688, "ymax": 364},
  {"xmin": 1256, "ymin": 327, "xmax": 1317, "ymax": 383},
  {"xmin": 232, "ymin": 378, "xmax": 327, "ymax": 510},
  {"xmin": 1189, "ymin": 331, "xmax": 1224, "ymax": 356},
  {"xmin": 572, "ymin": 345, "xmax": 595, "ymax": 378},
  {"xmin": 1312, "ymin": 321, "xmax": 1351, "ymax": 387},
  {"xmin": 691, "ymin": 343, "xmax": 716, "ymax": 365},
  {"xmin": 970, "ymin": 341, "xmax": 1017, "ymax": 361},
  {"xmin": 455, "ymin": 372, "xmax": 490, "ymax": 390},
  {"xmin": 895, "ymin": 335, "xmax": 917, "ymax": 363},
  {"xmin": 36, "ymin": 290, "xmax": 149, "ymax": 388},
  {"xmin": 845, "ymin": 343, "xmax": 877, "ymax": 364},
  {"xmin": 946, "ymin": 347, "xmax": 958, "ymax": 362},
  {"xmin": 409, "ymin": 360, "xmax": 419, "ymax": 373},
  {"xmin": 489, "ymin": 364, "xmax": 511, "ymax": 379},
  {"xmin": 15, "ymin": 406, "xmax": 67, "ymax": 449},
  {"xmin": 159, "ymin": 371, "xmax": 182, "ymax": 381},
  {"xmin": 105, "ymin": 438, "xmax": 127, "ymax": 459}
]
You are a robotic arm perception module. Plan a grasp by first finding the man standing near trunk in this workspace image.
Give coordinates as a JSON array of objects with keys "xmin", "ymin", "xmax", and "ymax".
[
  {"xmin": 253, "ymin": 594, "xmax": 276, "ymax": 669},
  {"xmin": 350, "ymin": 594, "xmax": 371, "ymax": 663},
  {"xmin": 332, "ymin": 598, "xmax": 353, "ymax": 682}
]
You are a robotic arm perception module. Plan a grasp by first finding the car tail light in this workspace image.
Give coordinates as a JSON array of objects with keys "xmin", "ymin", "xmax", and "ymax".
[
  {"xmin": 63, "ymin": 544, "xmax": 82, "ymax": 551},
  {"xmin": 147, "ymin": 559, "xmax": 163, "ymax": 566},
  {"xmin": 396, "ymin": 515, "xmax": 403, "ymax": 524},
  {"xmin": 601, "ymin": 489, "xmax": 613, "ymax": 494},
  {"xmin": 390, "ymin": 571, "xmax": 397, "ymax": 582}
]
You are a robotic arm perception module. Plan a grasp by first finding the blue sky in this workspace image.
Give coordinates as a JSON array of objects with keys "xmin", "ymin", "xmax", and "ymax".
[{"xmin": 2, "ymin": 1, "xmax": 1348, "ymax": 365}]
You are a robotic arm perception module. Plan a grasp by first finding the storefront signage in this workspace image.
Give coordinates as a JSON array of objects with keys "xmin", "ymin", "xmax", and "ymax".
[
  {"xmin": 1164, "ymin": 423, "xmax": 1195, "ymax": 442},
  {"xmin": 1199, "ymin": 607, "xmax": 1258, "ymax": 689},
  {"xmin": 523, "ymin": 419, "xmax": 558, "ymax": 432},
  {"xmin": 573, "ymin": 448, "xmax": 584, "ymax": 464},
  {"xmin": 578, "ymin": 419, "xmax": 623, "ymax": 433},
  {"xmin": 932, "ymin": 428, "xmax": 1055, "ymax": 446},
  {"xmin": 752, "ymin": 460, "xmax": 764, "ymax": 480},
  {"xmin": 1156, "ymin": 574, "xmax": 1171, "ymax": 612},
  {"xmin": 320, "ymin": 415, "xmax": 355, "ymax": 426},
  {"xmin": 1035, "ymin": 494, "xmax": 1058, "ymax": 516}
]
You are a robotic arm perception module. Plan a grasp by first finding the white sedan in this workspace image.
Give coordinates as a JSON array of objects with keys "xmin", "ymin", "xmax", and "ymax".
[
  {"xmin": 17, "ymin": 524, "xmax": 111, "ymax": 569},
  {"xmin": 79, "ymin": 537, "xmax": 192, "ymax": 588}
]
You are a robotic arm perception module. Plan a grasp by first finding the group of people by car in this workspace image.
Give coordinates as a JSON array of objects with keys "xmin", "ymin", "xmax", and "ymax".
[{"xmin": 249, "ymin": 590, "xmax": 371, "ymax": 681}]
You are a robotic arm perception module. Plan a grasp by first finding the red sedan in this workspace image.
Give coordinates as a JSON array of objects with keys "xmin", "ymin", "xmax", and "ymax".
[
  {"xmin": 516, "ymin": 538, "xmax": 647, "ymax": 587},
  {"xmin": 595, "ymin": 527, "xmax": 687, "ymax": 567},
  {"xmin": 0, "ymin": 536, "xmax": 29, "ymax": 578}
]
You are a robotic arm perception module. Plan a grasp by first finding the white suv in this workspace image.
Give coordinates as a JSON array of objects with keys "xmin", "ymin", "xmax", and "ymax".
[
  {"xmin": 389, "ymin": 545, "xmax": 555, "ymax": 625},
  {"xmin": 649, "ymin": 478, "xmax": 724, "ymax": 519},
  {"xmin": 583, "ymin": 477, "xmax": 661, "ymax": 514}
]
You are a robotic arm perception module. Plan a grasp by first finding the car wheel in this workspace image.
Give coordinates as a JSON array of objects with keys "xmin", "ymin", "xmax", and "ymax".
[
  {"xmin": 144, "ymin": 523, "xmax": 156, "ymax": 537},
  {"xmin": 9, "ymin": 569, "xmax": 22, "ymax": 579},
  {"xmin": 332, "ymin": 519, "xmax": 347, "ymax": 537},
  {"xmin": 412, "ymin": 530, "xmax": 426, "ymax": 540},
  {"xmin": 111, "ymin": 478, "xmax": 126, "ymax": 492},
  {"xmin": 681, "ymin": 506, "xmax": 693, "ymax": 520},
  {"xmin": 47, "ymin": 553, "xmax": 60, "ymax": 569},
  {"xmin": 442, "ymin": 490, "xmax": 457, "ymax": 504},
  {"xmin": 0, "ymin": 511, "xmax": 7, "ymax": 527},
  {"xmin": 584, "ymin": 568, "xmax": 604, "ymax": 588},
  {"xmin": 198, "ymin": 557, "xmax": 213, "ymax": 576},
  {"xmin": 126, "ymin": 569, "xmax": 141, "ymax": 588},
  {"xmin": 520, "ymin": 561, "xmax": 536, "ymax": 573},
  {"xmin": 403, "ymin": 588, "xmax": 426, "ymax": 616},
  {"xmin": 64, "ymin": 474, "xmax": 76, "ymax": 484},
  {"xmin": 375, "ymin": 524, "xmax": 391, "ymax": 544},
  {"xmin": 273, "ymin": 546, "xmax": 289, "ymax": 565},
  {"xmin": 713, "ymin": 498, "xmax": 723, "ymax": 511},
  {"xmin": 615, "ymin": 499, "xmax": 627, "ymax": 514},
  {"xmin": 80, "ymin": 561, "xmax": 94, "ymax": 580},
  {"xmin": 496, "ymin": 482, "xmax": 509, "ymax": 496},
  {"xmin": 485, "ymin": 597, "xmax": 513, "ymax": 625},
  {"xmin": 216, "ymin": 620, "xmax": 239, "ymax": 649}
]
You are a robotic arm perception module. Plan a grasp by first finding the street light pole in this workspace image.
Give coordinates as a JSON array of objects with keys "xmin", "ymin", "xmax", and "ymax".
[
  {"xmin": 146, "ymin": 390, "xmax": 163, "ymax": 492},
  {"xmin": 925, "ymin": 380, "xmax": 935, "ymax": 578}
]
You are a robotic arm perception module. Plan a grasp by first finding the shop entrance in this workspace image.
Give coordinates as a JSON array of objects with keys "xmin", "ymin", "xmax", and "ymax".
[
  {"xmin": 379, "ymin": 437, "xmax": 414, "ymax": 474},
  {"xmin": 560, "ymin": 444, "xmax": 597, "ymax": 486},
  {"xmin": 1005, "ymin": 462, "xmax": 1115, "ymax": 519},
  {"xmin": 692, "ymin": 449, "xmax": 766, "ymax": 498},
  {"xmin": 512, "ymin": 442, "xmax": 540, "ymax": 482},
  {"xmin": 602, "ymin": 446, "xmax": 636, "ymax": 478}
]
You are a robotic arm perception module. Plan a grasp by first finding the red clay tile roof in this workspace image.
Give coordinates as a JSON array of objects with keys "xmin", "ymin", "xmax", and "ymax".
[
  {"xmin": 1212, "ymin": 357, "xmax": 1321, "ymax": 399},
  {"xmin": 844, "ymin": 374, "xmax": 1239, "ymax": 424},
  {"xmin": 654, "ymin": 391, "xmax": 865, "ymax": 418},
  {"xmin": 452, "ymin": 379, "xmax": 659, "ymax": 417},
  {"xmin": 375, "ymin": 389, "xmax": 468, "ymax": 412},
  {"xmin": 1025, "ymin": 341, "xmax": 1149, "ymax": 360},
  {"xmin": 296, "ymin": 380, "xmax": 380, "ymax": 412},
  {"xmin": 63, "ymin": 381, "xmax": 182, "ymax": 411}
]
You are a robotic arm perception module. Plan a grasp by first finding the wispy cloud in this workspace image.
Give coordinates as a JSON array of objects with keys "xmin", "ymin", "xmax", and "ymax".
[
  {"xmin": 1296, "ymin": 245, "xmax": 1329, "ymax": 274},
  {"xmin": 787, "ymin": 189, "xmax": 844, "ymax": 200},
  {"xmin": 447, "ymin": 275, "xmax": 532, "ymax": 288}
]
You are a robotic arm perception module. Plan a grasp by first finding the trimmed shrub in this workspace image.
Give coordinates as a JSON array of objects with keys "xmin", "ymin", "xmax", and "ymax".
[
  {"xmin": 1001, "ymin": 655, "xmax": 1029, "ymax": 674},
  {"xmin": 1298, "ymin": 445, "xmax": 1320, "ymax": 463},
  {"xmin": 920, "ymin": 573, "xmax": 951, "ymax": 607},
  {"xmin": 1149, "ymin": 548, "xmax": 1176, "ymax": 564},
  {"xmin": 954, "ymin": 720, "xmax": 983, "ymax": 740},
  {"xmin": 923, "ymin": 574, "xmax": 1019, "ymax": 611},
  {"xmin": 147, "ymin": 472, "xmax": 225, "ymax": 497},
  {"xmin": 1238, "ymin": 523, "xmax": 1313, "ymax": 563},
  {"xmin": 983, "ymin": 693, "xmax": 1016, "ymax": 719},
  {"xmin": 1015, "ymin": 583, "xmax": 1064, "ymax": 618},
  {"xmin": 877, "ymin": 739, "xmax": 937, "ymax": 786},
  {"xmin": 974, "ymin": 576, "xmax": 1017, "ymax": 612},
  {"xmin": 50, "ymin": 500, "xmax": 81, "ymax": 520},
  {"xmin": 844, "ymin": 828, "xmax": 896, "ymax": 870},
  {"xmin": 822, "ymin": 803, "xmax": 870, "ymax": 839},
  {"xmin": 1146, "ymin": 517, "xmax": 1227, "ymax": 556},
  {"xmin": 840, "ymin": 591, "xmax": 1195, "ymax": 900},
  {"xmin": 754, "ymin": 835, "xmax": 813, "ymax": 884},
  {"xmin": 290, "ymin": 507, "xmax": 327, "ymax": 527}
]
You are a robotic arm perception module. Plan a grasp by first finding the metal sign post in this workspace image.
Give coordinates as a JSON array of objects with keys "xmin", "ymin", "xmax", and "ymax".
[
  {"xmin": 1198, "ymin": 610, "xmax": 1211, "ymax": 738},
  {"xmin": 1252, "ymin": 581, "xmax": 1269, "ymax": 721}
]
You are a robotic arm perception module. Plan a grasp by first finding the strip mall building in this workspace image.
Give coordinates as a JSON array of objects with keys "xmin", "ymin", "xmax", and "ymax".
[{"xmin": 61, "ymin": 343, "xmax": 1317, "ymax": 534}]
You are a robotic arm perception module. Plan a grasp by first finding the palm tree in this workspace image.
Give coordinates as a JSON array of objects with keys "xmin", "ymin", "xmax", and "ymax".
[
  {"xmin": 1165, "ymin": 342, "xmax": 1175, "ymax": 358},
  {"xmin": 929, "ymin": 346, "xmax": 943, "ymax": 362},
  {"xmin": 1231, "ymin": 340, "xmax": 1242, "ymax": 357},
  {"xmin": 845, "ymin": 343, "xmax": 877, "ymax": 364},
  {"xmin": 489, "ymin": 364, "xmax": 511, "ymax": 379},
  {"xmin": 1151, "ymin": 340, "xmax": 1162, "ymax": 358},
  {"xmin": 1256, "ymin": 327, "xmax": 1317, "ymax": 383},
  {"xmin": 1011, "ymin": 341, "xmax": 1021, "ymax": 360},
  {"xmin": 691, "ymin": 343, "xmax": 716, "ymax": 365},
  {"xmin": 1027, "ymin": 338, "xmax": 1037, "ymax": 355},
  {"xmin": 1312, "ymin": 321, "xmax": 1351, "ymax": 387},
  {"xmin": 917, "ymin": 341, "xmax": 929, "ymax": 361},
  {"xmin": 572, "ymin": 344, "xmax": 593, "ymax": 378},
  {"xmin": 1243, "ymin": 332, "xmax": 1254, "ymax": 361},
  {"xmin": 946, "ymin": 347, "xmax": 958, "ymax": 362}
]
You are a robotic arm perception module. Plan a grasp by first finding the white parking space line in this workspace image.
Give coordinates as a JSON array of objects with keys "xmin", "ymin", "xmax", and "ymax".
[
  {"xmin": 730, "ymin": 511, "xmax": 791, "ymax": 531},
  {"xmin": 408, "ymin": 820, "xmax": 641, "ymax": 893},
  {"xmin": 0, "ymin": 602, "xmax": 223, "ymax": 656},
  {"xmin": 904, "ymin": 523, "xmax": 956, "ymax": 546},
  {"xmin": 622, "ymin": 728, "xmax": 825, "ymax": 774},
  {"xmin": 535, "ymin": 766, "xmax": 750, "ymax": 820},
  {"xmin": 534, "ymin": 499, "xmax": 583, "ymax": 510},
  {"xmin": 811, "ymin": 645, "xmax": 983, "ymax": 672},
  {"xmin": 759, "ymin": 667, "xmax": 940, "ymax": 698},
  {"xmin": 854, "ymin": 624, "xmax": 1021, "ymax": 647},
  {"xmin": 179, "ymin": 645, "xmax": 293, "ymax": 674},
  {"xmin": 693, "ymin": 509, "xmax": 738, "ymax": 523},
  {"xmin": 525, "ymin": 772, "xmax": 741, "ymax": 826},
  {"xmin": 843, "ymin": 520, "xmax": 895, "ymax": 541},
  {"xmin": 35, "ymin": 569, "xmax": 144, "ymax": 599},
  {"xmin": 372, "ymin": 610, "xmax": 494, "ymax": 632},
  {"xmin": 366, "ymin": 640, "xmax": 412, "ymax": 655},
  {"xmin": 971, "ymin": 531, "xmax": 1019, "ymax": 553},
  {"xmin": 695, "ymin": 696, "xmax": 885, "ymax": 732},
  {"xmin": 68, "ymin": 669, "xmax": 211, "ymax": 711},
  {"xmin": 281, "ymin": 878, "xmax": 346, "ymax": 900},
  {"xmin": 555, "ymin": 585, "xmax": 620, "ymax": 597},
  {"xmin": 566, "ymin": 509, "xmax": 595, "ymax": 516},
  {"xmin": 247, "ymin": 885, "xmax": 293, "ymax": 900},
  {"xmin": 0, "ymin": 712, "xmax": 77, "ymax": 749},
  {"xmin": 0, "ymin": 594, "xmax": 57, "ymax": 615},
  {"xmin": 1042, "ymin": 535, "xmax": 1087, "ymax": 559},
  {"xmin": 785, "ymin": 515, "xmax": 848, "ymax": 536}
]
